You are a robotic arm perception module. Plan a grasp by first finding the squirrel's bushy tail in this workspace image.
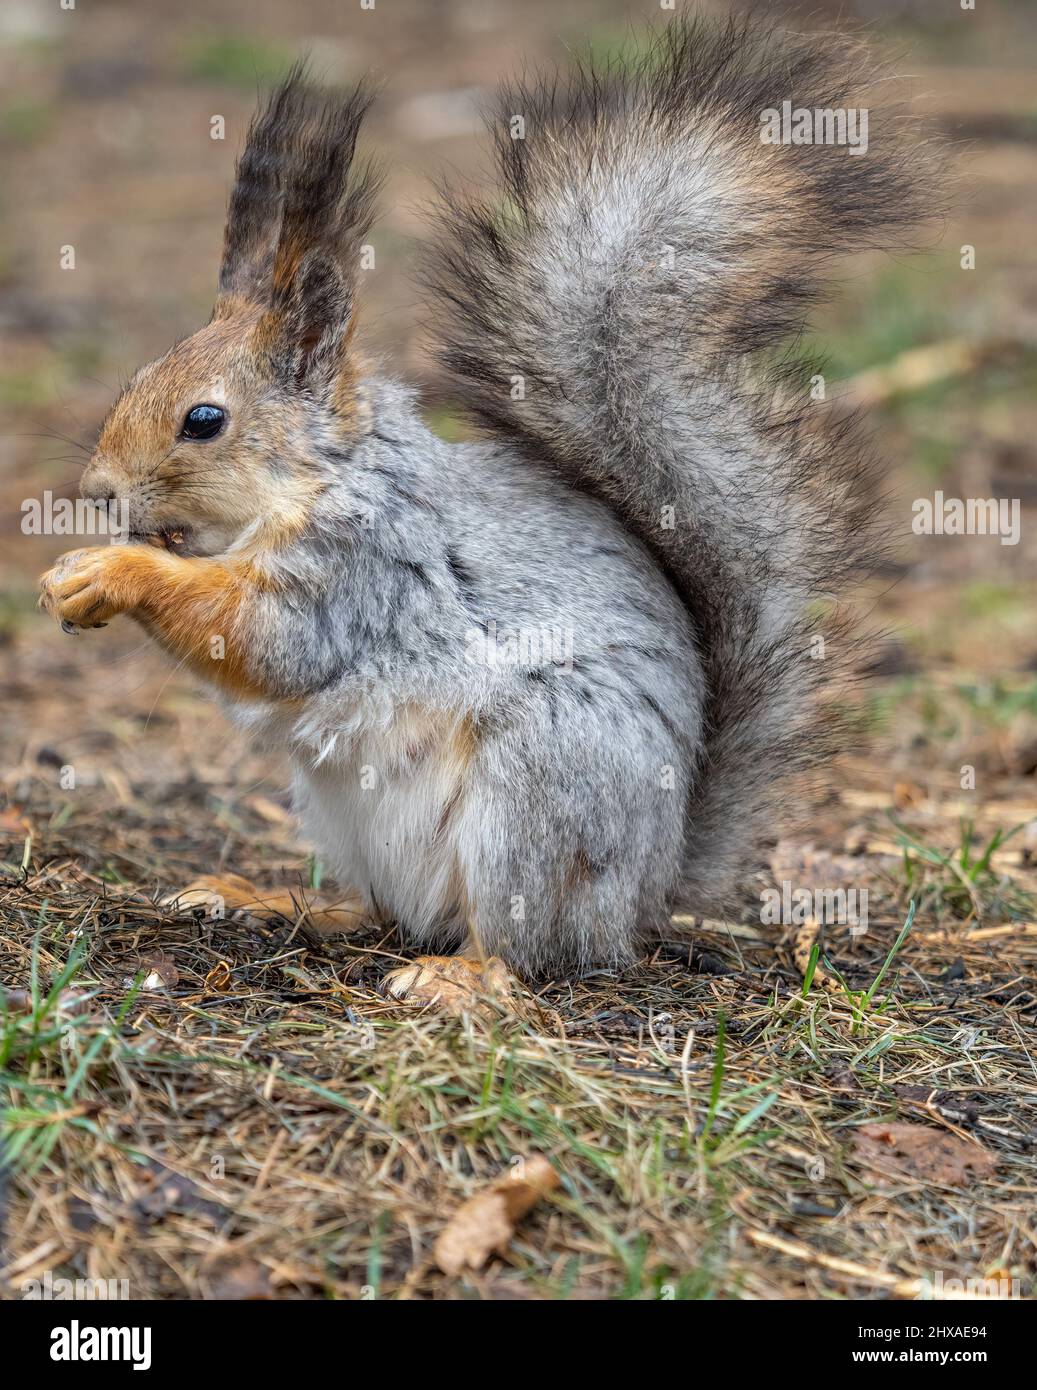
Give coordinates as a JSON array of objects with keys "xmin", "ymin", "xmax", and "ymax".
[{"xmin": 425, "ymin": 16, "xmax": 941, "ymax": 914}]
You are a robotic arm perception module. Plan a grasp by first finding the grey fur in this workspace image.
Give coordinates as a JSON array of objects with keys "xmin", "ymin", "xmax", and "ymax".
[
  {"xmin": 228, "ymin": 378, "xmax": 703, "ymax": 974},
  {"xmin": 421, "ymin": 16, "xmax": 942, "ymax": 922},
  {"xmin": 224, "ymin": 19, "xmax": 938, "ymax": 972}
]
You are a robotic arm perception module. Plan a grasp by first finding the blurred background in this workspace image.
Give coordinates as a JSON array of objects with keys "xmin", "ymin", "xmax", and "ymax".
[{"xmin": 1, "ymin": 0, "xmax": 1035, "ymax": 885}]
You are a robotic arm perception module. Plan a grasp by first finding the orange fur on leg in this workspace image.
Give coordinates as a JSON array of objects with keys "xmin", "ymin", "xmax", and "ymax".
[
  {"xmin": 163, "ymin": 872, "xmax": 368, "ymax": 934},
  {"xmin": 40, "ymin": 545, "xmax": 273, "ymax": 697}
]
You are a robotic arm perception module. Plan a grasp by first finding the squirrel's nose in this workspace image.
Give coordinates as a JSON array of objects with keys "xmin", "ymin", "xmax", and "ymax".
[{"xmin": 80, "ymin": 465, "xmax": 117, "ymax": 506}]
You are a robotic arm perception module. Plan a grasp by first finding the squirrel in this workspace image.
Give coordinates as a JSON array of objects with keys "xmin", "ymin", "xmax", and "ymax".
[{"xmin": 39, "ymin": 17, "xmax": 938, "ymax": 994}]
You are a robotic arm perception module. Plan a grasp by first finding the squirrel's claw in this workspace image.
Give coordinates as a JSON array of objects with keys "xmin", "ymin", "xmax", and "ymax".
[{"xmin": 39, "ymin": 548, "xmax": 125, "ymax": 630}]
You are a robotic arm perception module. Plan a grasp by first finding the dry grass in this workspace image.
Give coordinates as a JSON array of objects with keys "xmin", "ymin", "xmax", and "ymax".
[{"xmin": 2, "ymin": 732, "xmax": 1035, "ymax": 1299}]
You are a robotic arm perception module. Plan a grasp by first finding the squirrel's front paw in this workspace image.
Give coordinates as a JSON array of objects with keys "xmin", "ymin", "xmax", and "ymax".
[{"xmin": 39, "ymin": 546, "xmax": 149, "ymax": 630}]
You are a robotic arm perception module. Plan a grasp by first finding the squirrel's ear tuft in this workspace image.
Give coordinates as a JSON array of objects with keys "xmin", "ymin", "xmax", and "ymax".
[
  {"xmin": 217, "ymin": 67, "xmax": 380, "ymax": 404},
  {"xmin": 218, "ymin": 64, "xmax": 311, "ymax": 302}
]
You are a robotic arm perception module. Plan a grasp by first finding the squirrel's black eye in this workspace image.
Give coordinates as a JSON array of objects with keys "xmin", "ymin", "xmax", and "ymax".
[{"xmin": 181, "ymin": 404, "xmax": 225, "ymax": 441}]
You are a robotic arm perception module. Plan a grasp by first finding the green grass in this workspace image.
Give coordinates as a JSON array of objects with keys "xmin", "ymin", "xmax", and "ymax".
[
  {"xmin": 800, "ymin": 261, "xmax": 1037, "ymax": 446},
  {"xmin": 2, "ymin": 99, "xmax": 55, "ymax": 145},
  {"xmin": 823, "ymin": 903, "xmax": 917, "ymax": 1035},
  {"xmin": 810, "ymin": 260, "xmax": 958, "ymax": 380},
  {"xmin": 892, "ymin": 820, "xmax": 1034, "ymax": 922},
  {"xmin": 0, "ymin": 588, "xmax": 40, "ymax": 643},
  {"xmin": 861, "ymin": 672, "xmax": 1037, "ymax": 750},
  {"xmin": 955, "ymin": 675, "xmax": 1037, "ymax": 723},
  {"xmin": 0, "ymin": 368, "xmax": 60, "ymax": 409},
  {"xmin": 180, "ymin": 33, "xmax": 296, "ymax": 88},
  {"xmin": 959, "ymin": 581, "xmax": 1033, "ymax": 626},
  {"xmin": 567, "ymin": 23, "xmax": 669, "ymax": 73},
  {"xmin": 0, "ymin": 927, "xmax": 138, "ymax": 1175}
]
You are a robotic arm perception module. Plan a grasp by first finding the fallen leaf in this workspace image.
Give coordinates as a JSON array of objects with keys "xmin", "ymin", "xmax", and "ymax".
[
  {"xmin": 246, "ymin": 795, "xmax": 293, "ymax": 825},
  {"xmin": 129, "ymin": 1163, "xmax": 224, "ymax": 1225},
  {"xmin": 769, "ymin": 842, "xmax": 871, "ymax": 890},
  {"xmin": 0, "ymin": 807, "xmax": 31, "ymax": 835},
  {"xmin": 434, "ymin": 1155, "xmax": 560, "ymax": 1276},
  {"xmin": 207, "ymin": 1259, "xmax": 273, "ymax": 1300},
  {"xmin": 205, "ymin": 960, "xmax": 232, "ymax": 993},
  {"xmin": 824, "ymin": 1066, "xmax": 859, "ymax": 1093},
  {"xmin": 851, "ymin": 1122, "xmax": 998, "ymax": 1187},
  {"xmin": 892, "ymin": 780, "xmax": 926, "ymax": 810},
  {"xmin": 140, "ymin": 950, "xmax": 178, "ymax": 991}
]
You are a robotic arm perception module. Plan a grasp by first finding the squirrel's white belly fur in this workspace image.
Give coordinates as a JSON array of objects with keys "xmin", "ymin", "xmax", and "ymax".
[{"xmin": 232, "ymin": 695, "xmax": 471, "ymax": 942}]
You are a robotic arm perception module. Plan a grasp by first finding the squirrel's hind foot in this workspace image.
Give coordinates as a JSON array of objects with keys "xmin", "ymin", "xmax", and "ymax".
[
  {"xmin": 162, "ymin": 873, "xmax": 367, "ymax": 935},
  {"xmin": 382, "ymin": 952, "xmax": 516, "ymax": 1020}
]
